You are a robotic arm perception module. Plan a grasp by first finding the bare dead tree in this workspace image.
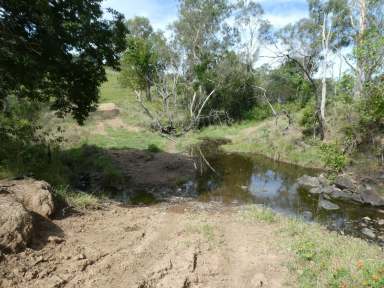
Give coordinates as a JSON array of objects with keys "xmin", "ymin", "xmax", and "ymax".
[{"xmin": 253, "ymin": 85, "xmax": 293, "ymax": 126}]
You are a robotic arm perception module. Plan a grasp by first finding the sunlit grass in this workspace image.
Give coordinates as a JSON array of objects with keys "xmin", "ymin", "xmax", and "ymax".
[
  {"xmin": 238, "ymin": 205, "xmax": 384, "ymax": 288},
  {"xmin": 86, "ymin": 129, "xmax": 167, "ymax": 150},
  {"xmin": 54, "ymin": 186, "xmax": 102, "ymax": 209}
]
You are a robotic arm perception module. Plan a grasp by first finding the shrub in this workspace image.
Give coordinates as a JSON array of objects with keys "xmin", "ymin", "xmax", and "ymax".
[
  {"xmin": 299, "ymin": 101, "xmax": 318, "ymax": 136},
  {"xmin": 319, "ymin": 143, "xmax": 347, "ymax": 175},
  {"xmin": 147, "ymin": 143, "xmax": 162, "ymax": 153},
  {"xmin": 245, "ymin": 104, "xmax": 273, "ymax": 121},
  {"xmin": 359, "ymin": 82, "xmax": 384, "ymax": 130}
]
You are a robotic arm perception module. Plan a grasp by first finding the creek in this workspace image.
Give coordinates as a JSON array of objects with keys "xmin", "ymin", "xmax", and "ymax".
[{"xmin": 187, "ymin": 139, "xmax": 384, "ymax": 243}]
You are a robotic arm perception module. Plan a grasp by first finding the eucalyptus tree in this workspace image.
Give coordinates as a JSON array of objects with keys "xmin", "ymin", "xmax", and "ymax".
[
  {"xmin": 329, "ymin": 0, "xmax": 384, "ymax": 97},
  {"xmin": 234, "ymin": 0, "xmax": 267, "ymax": 71},
  {"xmin": 174, "ymin": 0, "xmax": 244, "ymax": 74},
  {"xmin": 308, "ymin": 0, "xmax": 351, "ymax": 122}
]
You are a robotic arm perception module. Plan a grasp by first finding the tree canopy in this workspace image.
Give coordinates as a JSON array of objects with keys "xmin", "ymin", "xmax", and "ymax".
[{"xmin": 0, "ymin": 0, "xmax": 127, "ymax": 123}]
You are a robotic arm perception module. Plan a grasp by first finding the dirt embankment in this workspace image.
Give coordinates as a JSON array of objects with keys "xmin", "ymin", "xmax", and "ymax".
[{"xmin": 0, "ymin": 202, "xmax": 291, "ymax": 288}]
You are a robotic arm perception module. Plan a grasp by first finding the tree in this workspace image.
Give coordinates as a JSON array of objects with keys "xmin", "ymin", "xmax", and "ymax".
[
  {"xmin": 234, "ymin": 0, "xmax": 267, "ymax": 71},
  {"xmin": 119, "ymin": 17, "xmax": 169, "ymax": 101},
  {"xmin": 332, "ymin": 0, "xmax": 384, "ymax": 98},
  {"xmin": 0, "ymin": 0, "xmax": 127, "ymax": 124},
  {"xmin": 172, "ymin": 0, "xmax": 236, "ymax": 80}
]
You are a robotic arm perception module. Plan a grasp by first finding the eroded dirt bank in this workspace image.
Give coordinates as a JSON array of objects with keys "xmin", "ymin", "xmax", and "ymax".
[{"xmin": 0, "ymin": 201, "xmax": 290, "ymax": 288}]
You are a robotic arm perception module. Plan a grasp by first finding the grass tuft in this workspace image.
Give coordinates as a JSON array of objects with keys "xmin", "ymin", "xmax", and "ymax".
[
  {"xmin": 54, "ymin": 186, "xmax": 101, "ymax": 209},
  {"xmin": 239, "ymin": 205, "xmax": 277, "ymax": 223}
]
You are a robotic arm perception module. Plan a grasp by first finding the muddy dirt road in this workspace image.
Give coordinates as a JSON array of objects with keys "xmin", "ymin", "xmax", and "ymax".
[{"xmin": 0, "ymin": 201, "xmax": 292, "ymax": 288}]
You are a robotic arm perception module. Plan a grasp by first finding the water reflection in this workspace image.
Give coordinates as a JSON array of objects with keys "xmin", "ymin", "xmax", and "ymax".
[{"xmin": 191, "ymin": 139, "xmax": 383, "ymax": 242}]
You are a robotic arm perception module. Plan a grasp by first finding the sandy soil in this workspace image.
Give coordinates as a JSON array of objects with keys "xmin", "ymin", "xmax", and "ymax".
[{"xmin": 0, "ymin": 201, "xmax": 292, "ymax": 288}]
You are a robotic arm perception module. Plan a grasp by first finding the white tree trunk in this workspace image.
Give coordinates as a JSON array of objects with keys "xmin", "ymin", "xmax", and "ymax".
[
  {"xmin": 355, "ymin": 0, "xmax": 367, "ymax": 98},
  {"xmin": 320, "ymin": 14, "xmax": 331, "ymax": 122}
]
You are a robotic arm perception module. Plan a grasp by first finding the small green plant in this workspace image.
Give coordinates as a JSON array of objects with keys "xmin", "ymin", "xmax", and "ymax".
[
  {"xmin": 240, "ymin": 205, "xmax": 277, "ymax": 223},
  {"xmin": 294, "ymin": 239, "xmax": 317, "ymax": 261},
  {"xmin": 319, "ymin": 143, "xmax": 347, "ymax": 175},
  {"xmin": 147, "ymin": 143, "xmax": 162, "ymax": 153},
  {"xmin": 200, "ymin": 224, "xmax": 215, "ymax": 242}
]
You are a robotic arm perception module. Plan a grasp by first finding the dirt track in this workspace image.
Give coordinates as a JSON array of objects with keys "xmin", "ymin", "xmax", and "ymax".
[{"xmin": 0, "ymin": 201, "xmax": 292, "ymax": 288}]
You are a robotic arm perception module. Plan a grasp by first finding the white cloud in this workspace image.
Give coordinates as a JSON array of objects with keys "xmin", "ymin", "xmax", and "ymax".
[{"xmin": 265, "ymin": 11, "xmax": 307, "ymax": 28}]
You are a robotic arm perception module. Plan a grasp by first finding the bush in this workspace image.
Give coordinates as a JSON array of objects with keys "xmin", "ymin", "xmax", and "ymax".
[
  {"xmin": 359, "ymin": 82, "xmax": 384, "ymax": 130},
  {"xmin": 299, "ymin": 101, "xmax": 318, "ymax": 137},
  {"xmin": 147, "ymin": 143, "xmax": 162, "ymax": 153},
  {"xmin": 245, "ymin": 104, "xmax": 273, "ymax": 121},
  {"xmin": 319, "ymin": 143, "xmax": 347, "ymax": 175}
]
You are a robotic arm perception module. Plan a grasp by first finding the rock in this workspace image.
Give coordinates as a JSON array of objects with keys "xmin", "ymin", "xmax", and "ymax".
[
  {"xmin": 0, "ymin": 179, "xmax": 54, "ymax": 218},
  {"xmin": 377, "ymin": 219, "xmax": 384, "ymax": 226},
  {"xmin": 325, "ymin": 186, "xmax": 362, "ymax": 203},
  {"xmin": 48, "ymin": 236, "xmax": 65, "ymax": 244},
  {"xmin": 362, "ymin": 216, "xmax": 372, "ymax": 222},
  {"xmin": 318, "ymin": 174, "xmax": 330, "ymax": 186},
  {"xmin": 297, "ymin": 175, "xmax": 321, "ymax": 190},
  {"xmin": 360, "ymin": 222, "xmax": 368, "ymax": 227},
  {"xmin": 302, "ymin": 211, "xmax": 313, "ymax": 220},
  {"xmin": 318, "ymin": 198, "xmax": 340, "ymax": 211},
  {"xmin": 0, "ymin": 196, "xmax": 33, "ymax": 253},
  {"xmin": 95, "ymin": 103, "xmax": 119, "ymax": 119},
  {"xmin": 334, "ymin": 174, "xmax": 356, "ymax": 191},
  {"xmin": 309, "ymin": 187, "xmax": 323, "ymax": 194},
  {"xmin": 358, "ymin": 187, "xmax": 384, "ymax": 207},
  {"xmin": 361, "ymin": 227, "xmax": 376, "ymax": 239}
]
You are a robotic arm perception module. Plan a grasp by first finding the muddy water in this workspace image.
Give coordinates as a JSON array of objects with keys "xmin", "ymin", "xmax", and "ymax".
[{"xmin": 189, "ymin": 139, "xmax": 384, "ymax": 243}]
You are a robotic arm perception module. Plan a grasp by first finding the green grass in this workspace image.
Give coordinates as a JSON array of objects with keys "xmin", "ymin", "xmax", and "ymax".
[
  {"xmin": 176, "ymin": 117, "xmax": 325, "ymax": 169},
  {"xmin": 239, "ymin": 205, "xmax": 384, "ymax": 288},
  {"xmin": 239, "ymin": 205, "xmax": 277, "ymax": 223},
  {"xmin": 99, "ymin": 71, "xmax": 322, "ymax": 170},
  {"xmin": 283, "ymin": 218, "xmax": 384, "ymax": 288},
  {"xmin": 54, "ymin": 186, "xmax": 102, "ymax": 209},
  {"xmin": 86, "ymin": 129, "xmax": 167, "ymax": 150}
]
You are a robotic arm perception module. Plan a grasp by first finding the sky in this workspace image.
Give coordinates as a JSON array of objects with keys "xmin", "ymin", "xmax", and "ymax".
[
  {"xmin": 102, "ymin": 0, "xmax": 310, "ymax": 66},
  {"xmin": 102, "ymin": 0, "xmax": 309, "ymax": 31}
]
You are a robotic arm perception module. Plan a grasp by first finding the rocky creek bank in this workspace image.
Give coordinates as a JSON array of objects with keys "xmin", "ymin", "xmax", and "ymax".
[{"xmin": 297, "ymin": 173, "xmax": 384, "ymax": 242}]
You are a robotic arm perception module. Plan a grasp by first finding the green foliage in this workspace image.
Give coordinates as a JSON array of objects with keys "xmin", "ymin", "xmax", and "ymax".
[
  {"xmin": 119, "ymin": 17, "xmax": 170, "ymax": 101},
  {"xmin": 54, "ymin": 186, "xmax": 101, "ymax": 209},
  {"xmin": 319, "ymin": 143, "xmax": 346, "ymax": 174},
  {"xmin": 294, "ymin": 239, "xmax": 318, "ymax": 261},
  {"xmin": 147, "ymin": 144, "xmax": 162, "ymax": 153},
  {"xmin": 299, "ymin": 100, "xmax": 317, "ymax": 135},
  {"xmin": 334, "ymin": 74, "xmax": 354, "ymax": 104},
  {"xmin": 263, "ymin": 59, "xmax": 315, "ymax": 105},
  {"xmin": 0, "ymin": 0, "xmax": 127, "ymax": 123},
  {"xmin": 240, "ymin": 205, "xmax": 277, "ymax": 223},
  {"xmin": 245, "ymin": 105, "xmax": 273, "ymax": 121},
  {"xmin": 205, "ymin": 53, "xmax": 258, "ymax": 120},
  {"xmin": 359, "ymin": 82, "xmax": 384, "ymax": 130},
  {"xmin": 283, "ymin": 218, "xmax": 384, "ymax": 288}
]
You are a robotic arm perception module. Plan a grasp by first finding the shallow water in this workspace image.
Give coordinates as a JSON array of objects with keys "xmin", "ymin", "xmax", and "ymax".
[{"xmin": 189, "ymin": 139, "xmax": 384, "ymax": 243}]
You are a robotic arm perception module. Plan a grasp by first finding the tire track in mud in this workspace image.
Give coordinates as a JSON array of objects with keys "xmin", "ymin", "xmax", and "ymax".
[{"xmin": 1, "ymin": 204, "xmax": 292, "ymax": 288}]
